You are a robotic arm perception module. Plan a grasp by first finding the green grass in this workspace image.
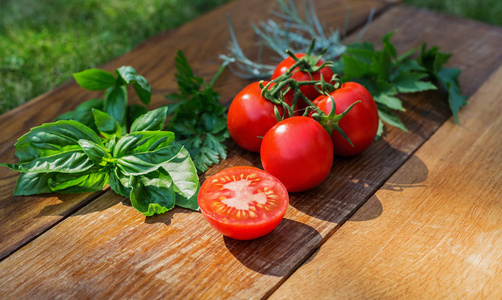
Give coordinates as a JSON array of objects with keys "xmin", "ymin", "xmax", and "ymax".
[
  {"xmin": 0, "ymin": 0, "xmax": 229, "ymax": 114},
  {"xmin": 1, "ymin": 0, "xmax": 500, "ymax": 115},
  {"xmin": 403, "ymin": 0, "xmax": 502, "ymax": 27}
]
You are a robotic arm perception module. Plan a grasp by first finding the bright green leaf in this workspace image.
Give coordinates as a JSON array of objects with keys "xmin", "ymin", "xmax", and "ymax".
[
  {"xmin": 130, "ymin": 106, "xmax": 168, "ymax": 133},
  {"xmin": 73, "ymin": 69, "xmax": 116, "ymax": 91}
]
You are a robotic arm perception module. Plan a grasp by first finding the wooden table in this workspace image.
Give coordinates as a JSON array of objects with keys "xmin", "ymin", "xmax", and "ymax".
[{"xmin": 1, "ymin": 0, "xmax": 502, "ymax": 298}]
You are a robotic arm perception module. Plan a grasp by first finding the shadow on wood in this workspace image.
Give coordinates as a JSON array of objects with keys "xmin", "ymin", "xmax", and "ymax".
[{"xmin": 224, "ymin": 218, "xmax": 321, "ymax": 277}]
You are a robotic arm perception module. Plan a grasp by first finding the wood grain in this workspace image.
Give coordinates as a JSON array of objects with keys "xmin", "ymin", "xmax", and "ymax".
[
  {"xmin": 270, "ymin": 63, "xmax": 502, "ymax": 300},
  {"xmin": 1, "ymin": 2, "xmax": 502, "ymax": 300},
  {"xmin": 0, "ymin": 0, "xmax": 388, "ymax": 261}
]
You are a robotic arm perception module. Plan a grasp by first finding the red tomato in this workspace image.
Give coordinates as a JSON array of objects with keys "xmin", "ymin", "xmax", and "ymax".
[
  {"xmin": 198, "ymin": 166, "xmax": 289, "ymax": 240},
  {"xmin": 271, "ymin": 53, "xmax": 334, "ymax": 110},
  {"xmin": 260, "ymin": 116, "xmax": 334, "ymax": 192},
  {"xmin": 313, "ymin": 82, "xmax": 379, "ymax": 156},
  {"xmin": 227, "ymin": 81, "xmax": 294, "ymax": 152}
]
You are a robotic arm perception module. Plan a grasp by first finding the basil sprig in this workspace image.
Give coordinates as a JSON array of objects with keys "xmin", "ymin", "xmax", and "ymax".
[{"xmin": 1, "ymin": 107, "xmax": 199, "ymax": 216}]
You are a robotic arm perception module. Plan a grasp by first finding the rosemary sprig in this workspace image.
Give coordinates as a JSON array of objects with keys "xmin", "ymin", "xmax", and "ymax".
[{"xmin": 219, "ymin": 0, "xmax": 373, "ymax": 79}]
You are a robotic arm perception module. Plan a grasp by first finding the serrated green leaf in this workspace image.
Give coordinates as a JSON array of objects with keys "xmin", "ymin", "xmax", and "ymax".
[
  {"xmin": 92, "ymin": 109, "xmax": 122, "ymax": 139},
  {"xmin": 130, "ymin": 106, "xmax": 168, "ymax": 133},
  {"xmin": 392, "ymin": 72, "xmax": 437, "ymax": 94},
  {"xmin": 374, "ymin": 93, "xmax": 405, "ymax": 111},
  {"xmin": 438, "ymin": 67, "xmax": 467, "ymax": 123},
  {"xmin": 378, "ymin": 106, "xmax": 408, "ymax": 132},
  {"xmin": 73, "ymin": 69, "xmax": 116, "ymax": 91}
]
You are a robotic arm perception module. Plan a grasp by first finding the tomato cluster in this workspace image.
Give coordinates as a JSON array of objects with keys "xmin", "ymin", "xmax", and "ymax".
[{"xmin": 200, "ymin": 51, "xmax": 379, "ymax": 240}]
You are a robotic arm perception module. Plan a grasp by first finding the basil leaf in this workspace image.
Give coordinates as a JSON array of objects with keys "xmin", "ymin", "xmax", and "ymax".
[
  {"xmin": 109, "ymin": 168, "xmax": 131, "ymax": 198},
  {"xmin": 13, "ymin": 172, "xmax": 55, "ymax": 196},
  {"xmin": 127, "ymin": 104, "xmax": 149, "ymax": 129},
  {"xmin": 116, "ymin": 66, "xmax": 152, "ymax": 105},
  {"xmin": 113, "ymin": 131, "xmax": 180, "ymax": 176},
  {"xmin": 104, "ymin": 85, "xmax": 127, "ymax": 129},
  {"xmin": 73, "ymin": 69, "xmax": 116, "ymax": 91},
  {"xmin": 48, "ymin": 168, "xmax": 109, "ymax": 193},
  {"xmin": 5, "ymin": 120, "xmax": 101, "ymax": 173},
  {"xmin": 130, "ymin": 106, "xmax": 168, "ymax": 133},
  {"xmin": 55, "ymin": 99, "xmax": 103, "ymax": 133},
  {"xmin": 118, "ymin": 141, "xmax": 182, "ymax": 176},
  {"xmin": 162, "ymin": 146, "xmax": 199, "ymax": 200},
  {"xmin": 92, "ymin": 109, "xmax": 122, "ymax": 139},
  {"xmin": 78, "ymin": 140, "xmax": 111, "ymax": 166},
  {"xmin": 113, "ymin": 131, "xmax": 175, "ymax": 157},
  {"xmin": 129, "ymin": 173, "xmax": 175, "ymax": 217}
]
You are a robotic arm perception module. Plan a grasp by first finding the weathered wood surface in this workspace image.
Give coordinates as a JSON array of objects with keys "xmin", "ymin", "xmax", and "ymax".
[
  {"xmin": 1, "ymin": 1, "xmax": 502, "ymax": 299},
  {"xmin": 0, "ymin": 0, "xmax": 390, "ymax": 261},
  {"xmin": 270, "ymin": 60, "xmax": 502, "ymax": 300}
]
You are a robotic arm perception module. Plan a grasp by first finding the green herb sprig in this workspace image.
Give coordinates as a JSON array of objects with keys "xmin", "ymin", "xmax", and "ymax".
[
  {"xmin": 166, "ymin": 50, "xmax": 229, "ymax": 174},
  {"xmin": 2, "ymin": 65, "xmax": 201, "ymax": 216},
  {"xmin": 57, "ymin": 66, "xmax": 151, "ymax": 132},
  {"xmin": 1, "ymin": 107, "xmax": 200, "ymax": 216}
]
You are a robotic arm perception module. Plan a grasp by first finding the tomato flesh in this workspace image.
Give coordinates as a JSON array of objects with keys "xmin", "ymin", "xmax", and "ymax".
[{"xmin": 198, "ymin": 166, "xmax": 289, "ymax": 240}]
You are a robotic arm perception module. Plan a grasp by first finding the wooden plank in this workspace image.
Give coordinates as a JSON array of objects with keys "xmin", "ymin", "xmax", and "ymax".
[
  {"xmin": 0, "ymin": 0, "xmax": 388, "ymax": 261},
  {"xmin": 269, "ymin": 61, "xmax": 502, "ymax": 300},
  {"xmin": 1, "ymin": 3, "xmax": 502, "ymax": 300}
]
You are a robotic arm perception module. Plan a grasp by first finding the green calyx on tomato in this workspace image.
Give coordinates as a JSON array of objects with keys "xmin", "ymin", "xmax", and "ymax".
[
  {"xmin": 313, "ymin": 82, "xmax": 379, "ymax": 156},
  {"xmin": 198, "ymin": 166, "xmax": 289, "ymax": 240}
]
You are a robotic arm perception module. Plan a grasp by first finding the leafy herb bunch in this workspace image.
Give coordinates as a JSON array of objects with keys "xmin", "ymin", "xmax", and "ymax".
[{"xmin": 0, "ymin": 54, "xmax": 232, "ymax": 216}]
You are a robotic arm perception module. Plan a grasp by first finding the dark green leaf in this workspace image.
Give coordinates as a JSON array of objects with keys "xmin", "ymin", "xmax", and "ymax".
[
  {"xmin": 127, "ymin": 104, "xmax": 149, "ymax": 129},
  {"xmin": 438, "ymin": 67, "xmax": 467, "ymax": 123},
  {"xmin": 378, "ymin": 106, "xmax": 408, "ymax": 132},
  {"xmin": 129, "ymin": 174, "xmax": 176, "ymax": 217},
  {"xmin": 13, "ymin": 172, "xmax": 55, "ymax": 195},
  {"xmin": 116, "ymin": 66, "xmax": 152, "ymax": 105},
  {"xmin": 161, "ymin": 147, "xmax": 199, "ymax": 201},
  {"xmin": 109, "ymin": 168, "xmax": 131, "ymax": 198},
  {"xmin": 391, "ymin": 72, "xmax": 437, "ymax": 94},
  {"xmin": 104, "ymin": 85, "xmax": 127, "ymax": 129},
  {"xmin": 73, "ymin": 69, "xmax": 116, "ymax": 91},
  {"xmin": 55, "ymin": 99, "xmax": 103, "ymax": 133},
  {"xmin": 92, "ymin": 109, "xmax": 122, "ymax": 139},
  {"xmin": 114, "ymin": 131, "xmax": 180, "ymax": 175},
  {"xmin": 130, "ymin": 106, "xmax": 168, "ymax": 133},
  {"xmin": 78, "ymin": 139, "xmax": 111, "ymax": 166},
  {"xmin": 6, "ymin": 120, "xmax": 101, "ymax": 173}
]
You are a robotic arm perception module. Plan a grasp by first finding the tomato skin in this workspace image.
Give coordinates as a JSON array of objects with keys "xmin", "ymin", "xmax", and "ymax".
[
  {"xmin": 198, "ymin": 166, "xmax": 289, "ymax": 240},
  {"xmin": 271, "ymin": 53, "xmax": 334, "ymax": 109},
  {"xmin": 260, "ymin": 116, "xmax": 334, "ymax": 192},
  {"xmin": 227, "ymin": 81, "xmax": 293, "ymax": 152},
  {"xmin": 313, "ymin": 82, "xmax": 379, "ymax": 156}
]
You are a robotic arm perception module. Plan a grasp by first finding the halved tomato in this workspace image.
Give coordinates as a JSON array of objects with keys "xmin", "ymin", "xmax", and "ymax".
[{"xmin": 198, "ymin": 166, "xmax": 289, "ymax": 240}]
